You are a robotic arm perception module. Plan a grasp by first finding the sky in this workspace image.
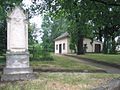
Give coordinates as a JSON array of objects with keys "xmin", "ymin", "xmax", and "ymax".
[{"xmin": 22, "ymin": 0, "xmax": 43, "ymax": 43}]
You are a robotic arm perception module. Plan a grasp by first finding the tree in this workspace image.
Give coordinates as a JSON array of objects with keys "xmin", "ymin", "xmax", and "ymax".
[
  {"xmin": 31, "ymin": 0, "xmax": 98, "ymax": 54},
  {"xmin": 30, "ymin": 0, "xmax": 120, "ymax": 54},
  {"xmin": 41, "ymin": 15, "xmax": 67, "ymax": 52},
  {"xmin": 89, "ymin": 1, "xmax": 120, "ymax": 54},
  {"xmin": 28, "ymin": 23, "xmax": 38, "ymax": 45},
  {"xmin": 0, "ymin": 0, "xmax": 22, "ymax": 55}
]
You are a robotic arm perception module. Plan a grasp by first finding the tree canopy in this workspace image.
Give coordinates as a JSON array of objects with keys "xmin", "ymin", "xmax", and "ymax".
[{"xmin": 32, "ymin": 0, "xmax": 120, "ymax": 54}]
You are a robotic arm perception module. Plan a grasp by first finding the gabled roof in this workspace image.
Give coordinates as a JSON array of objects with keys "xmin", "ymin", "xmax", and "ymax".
[
  {"xmin": 54, "ymin": 32, "xmax": 69, "ymax": 41},
  {"xmin": 54, "ymin": 32, "xmax": 103, "ymax": 44}
]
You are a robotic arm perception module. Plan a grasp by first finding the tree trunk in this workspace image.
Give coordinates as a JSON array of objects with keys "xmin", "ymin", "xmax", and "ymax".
[
  {"xmin": 103, "ymin": 38, "xmax": 108, "ymax": 54},
  {"xmin": 111, "ymin": 35, "xmax": 116, "ymax": 54},
  {"xmin": 103, "ymin": 26, "xmax": 108, "ymax": 54},
  {"xmin": 74, "ymin": 0, "xmax": 84, "ymax": 55},
  {"xmin": 77, "ymin": 37, "xmax": 84, "ymax": 55},
  {"xmin": 98, "ymin": 27, "xmax": 102, "ymax": 42}
]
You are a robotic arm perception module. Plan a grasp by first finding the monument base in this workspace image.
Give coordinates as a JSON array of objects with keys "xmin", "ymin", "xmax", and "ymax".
[
  {"xmin": 3, "ymin": 67, "xmax": 33, "ymax": 74},
  {"xmin": 1, "ymin": 51, "xmax": 35, "ymax": 81},
  {"xmin": 1, "ymin": 73, "xmax": 35, "ymax": 81}
]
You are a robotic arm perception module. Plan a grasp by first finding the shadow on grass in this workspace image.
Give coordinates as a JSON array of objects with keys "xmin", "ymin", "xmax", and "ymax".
[{"xmin": 30, "ymin": 57, "xmax": 54, "ymax": 61}]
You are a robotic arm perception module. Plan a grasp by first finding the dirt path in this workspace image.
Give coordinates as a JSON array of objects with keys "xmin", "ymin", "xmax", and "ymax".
[{"xmin": 59, "ymin": 54, "xmax": 120, "ymax": 74}]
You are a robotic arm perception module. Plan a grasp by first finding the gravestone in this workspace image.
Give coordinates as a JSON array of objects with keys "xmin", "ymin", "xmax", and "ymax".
[{"xmin": 1, "ymin": 6, "xmax": 35, "ymax": 81}]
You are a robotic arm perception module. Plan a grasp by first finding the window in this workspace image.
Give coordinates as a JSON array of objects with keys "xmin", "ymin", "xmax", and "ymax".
[
  {"xmin": 63, "ymin": 43, "xmax": 65, "ymax": 50},
  {"xmin": 56, "ymin": 44, "xmax": 58, "ymax": 50}
]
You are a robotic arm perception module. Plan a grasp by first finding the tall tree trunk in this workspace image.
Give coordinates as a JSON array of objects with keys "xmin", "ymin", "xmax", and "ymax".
[
  {"xmin": 111, "ymin": 35, "xmax": 116, "ymax": 54},
  {"xmin": 103, "ymin": 26, "xmax": 108, "ymax": 54},
  {"xmin": 98, "ymin": 27, "xmax": 102, "ymax": 42},
  {"xmin": 74, "ymin": 0, "xmax": 84, "ymax": 55},
  {"xmin": 103, "ymin": 38, "xmax": 108, "ymax": 54},
  {"xmin": 77, "ymin": 37, "xmax": 84, "ymax": 55}
]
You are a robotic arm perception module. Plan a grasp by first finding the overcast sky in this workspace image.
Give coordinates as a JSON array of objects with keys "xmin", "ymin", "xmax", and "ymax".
[{"xmin": 22, "ymin": 0, "xmax": 43, "ymax": 43}]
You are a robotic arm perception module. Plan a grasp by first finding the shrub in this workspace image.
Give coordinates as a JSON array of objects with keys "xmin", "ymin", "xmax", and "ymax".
[{"xmin": 29, "ymin": 44, "xmax": 53, "ymax": 61}]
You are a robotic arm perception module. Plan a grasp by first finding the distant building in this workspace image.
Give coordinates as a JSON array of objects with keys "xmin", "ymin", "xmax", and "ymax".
[
  {"xmin": 116, "ymin": 45, "xmax": 120, "ymax": 51},
  {"xmin": 54, "ymin": 32, "xmax": 103, "ymax": 54}
]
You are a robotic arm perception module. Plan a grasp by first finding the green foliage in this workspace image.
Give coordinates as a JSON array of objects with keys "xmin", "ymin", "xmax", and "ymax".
[
  {"xmin": 41, "ymin": 15, "xmax": 67, "ymax": 52},
  {"xmin": 0, "ymin": 0, "xmax": 22, "ymax": 55},
  {"xmin": 69, "ymin": 35, "xmax": 76, "ymax": 52},
  {"xmin": 33, "ymin": 0, "xmax": 120, "ymax": 54},
  {"xmin": 28, "ymin": 23, "xmax": 38, "ymax": 45},
  {"xmin": 30, "ymin": 44, "xmax": 53, "ymax": 61}
]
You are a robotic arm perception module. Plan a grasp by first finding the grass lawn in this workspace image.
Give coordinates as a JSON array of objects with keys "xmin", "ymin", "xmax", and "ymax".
[
  {"xmin": 0, "ymin": 72, "xmax": 120, "ymax": 90},
  {"xmin": 0, "ymin": 54, "xmax": 101, "ymax": 70},
  {"xmin": 30, "ymin": 54, "xmax": 102, "ymax": 70},
  {"xmin": 68, "ymin": 53, "xmax": 120, "ymax": 65},
  {"xmin": 0, "ymin": 55, "xmax": 120, "ymax": 89}
]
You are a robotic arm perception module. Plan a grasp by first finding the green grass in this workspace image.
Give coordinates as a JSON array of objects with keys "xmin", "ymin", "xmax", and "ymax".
[
  {"xmin": 0, "ymin": 72, "xmax": 120, "ymax": 90},
  {"xmin": 69, "ymin": 53, "xmax": 120, "ymax": 65},
  {"xmin": 0, "ymin": 56, "xmax": 5, "ymax": 67},
  {"xmin": 30, "ymin": 54, "xmax": 102, "ymax": 70},
  {"xmin": 0, "ymin": 55, "xmax": 120, "ymax": 89},
  {"xmin": 0, "ymin": 54, "xmax": 101, "ymax": 70}
]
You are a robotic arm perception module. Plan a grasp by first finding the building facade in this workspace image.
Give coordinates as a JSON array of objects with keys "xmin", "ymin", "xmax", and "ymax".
[{"xmin": 54, "ymin": 32, "xmax": 103, "ymax": 54}]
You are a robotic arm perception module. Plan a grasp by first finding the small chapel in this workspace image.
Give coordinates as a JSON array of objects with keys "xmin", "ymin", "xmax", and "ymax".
[{"xmin": 54, "ymin": 32, "xmax": 103, "ymax": 54}]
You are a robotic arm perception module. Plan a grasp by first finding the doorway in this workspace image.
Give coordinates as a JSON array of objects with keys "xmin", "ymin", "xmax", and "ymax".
[
  {"xmin": 59, "ymin": 44, "xmax": 62, "ymax": 54},
  {"xmin": 95, "ymin": 44, "xmax": 101, "ymax": 53}
]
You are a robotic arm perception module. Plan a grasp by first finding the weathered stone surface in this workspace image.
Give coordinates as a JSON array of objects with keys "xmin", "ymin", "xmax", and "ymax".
[
  {"xmin": 1, "ymin": 6, "xmax": 34, "ymax": 81},
  {"xmin": 6, "ymin": 51, "xmax": 29, "ymax": 68},
  {"xmin": 3, "ymin": 67, "xmax": 33, "ymax": 74},
  {"xmin": 1, "ymin": 73, "xmax": 35, "ymax": 81},
  {"xmin": 93, "ymin": 78, "xmax": 120, "ymax": 90},
  {"xmin": 7, "ymin": 6, "xmax": 28, "ymax": 52}
]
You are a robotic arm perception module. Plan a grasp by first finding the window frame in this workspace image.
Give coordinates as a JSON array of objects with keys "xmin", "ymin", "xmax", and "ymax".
[
  {"xmin": 63, "ymin": 43, "xmax": 65, "ymax": 50},
  {"xmin": 56, "ymin": 44, "xmax": 58, "ymax": 50}
]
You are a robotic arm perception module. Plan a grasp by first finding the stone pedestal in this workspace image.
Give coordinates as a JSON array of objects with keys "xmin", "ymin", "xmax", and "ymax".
[{"xmin": 1, "ymin": 51, "xmax": 35, "ymax": 81}]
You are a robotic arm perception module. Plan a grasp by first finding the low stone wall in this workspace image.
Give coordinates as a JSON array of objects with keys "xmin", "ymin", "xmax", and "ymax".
[{"xmin": 93, "ymin": 78, "xmax": 120, "ymax": 90}]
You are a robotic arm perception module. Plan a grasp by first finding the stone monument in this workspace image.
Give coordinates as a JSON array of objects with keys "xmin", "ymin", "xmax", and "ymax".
[{"xmin": 1, "ymin": 6, "xmax": 35, "ymax": 81}]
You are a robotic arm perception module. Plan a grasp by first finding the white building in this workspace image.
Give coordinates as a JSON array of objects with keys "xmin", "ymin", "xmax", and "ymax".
[{"xmin": 54, "ymin": 32, "xmax": 103, "ymax": 54}]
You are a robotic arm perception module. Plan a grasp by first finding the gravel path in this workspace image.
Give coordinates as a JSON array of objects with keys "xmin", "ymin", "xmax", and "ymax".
[{"xmin": 60, "ymin": 55, "xmax": 120, "ymax": 74}]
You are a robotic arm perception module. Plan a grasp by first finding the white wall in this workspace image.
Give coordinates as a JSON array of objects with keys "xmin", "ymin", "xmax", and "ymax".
[
  {"xmin": 55, "ymin": 38, "xmax": 103, "ymax": 54},
  {"xmin": 83, "ymin": 38, "xmax": 93, "ymax": 52},
  {"xmin": 55, "ymin": 37, "xmax": 70, "ymax": 54},
  {"xmin": 83, "ymin": 38, "xmax": 103, "ymax": 52},
  {"xmin": 116, "ymin": 45, "xmax": 120, "ymax": 51}
]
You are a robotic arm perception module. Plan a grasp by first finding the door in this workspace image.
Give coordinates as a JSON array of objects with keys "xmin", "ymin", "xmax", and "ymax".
[
  {"xmin": 59, "ymin": 44, "xmax": 62, "ymax": 54},
  {"xmin": 95, "ymin": 44, "xmax": 101, "ymax": 53}
]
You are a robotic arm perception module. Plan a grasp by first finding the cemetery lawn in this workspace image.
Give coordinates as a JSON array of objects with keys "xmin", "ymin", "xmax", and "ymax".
[
  {"xmin": 68, "ymin": 53, "xmax": 120, "ymax": 65},
  {"xmin": 0, "ymin": 54, "xmax": 102, "ymax": 70},
  {"xmin": 30, "ymin": 54, "xmax": 102, "ymax": 70},
  {"xmin": 0, "ymin": 72, "xmax": 120, "ymax": 90}
]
